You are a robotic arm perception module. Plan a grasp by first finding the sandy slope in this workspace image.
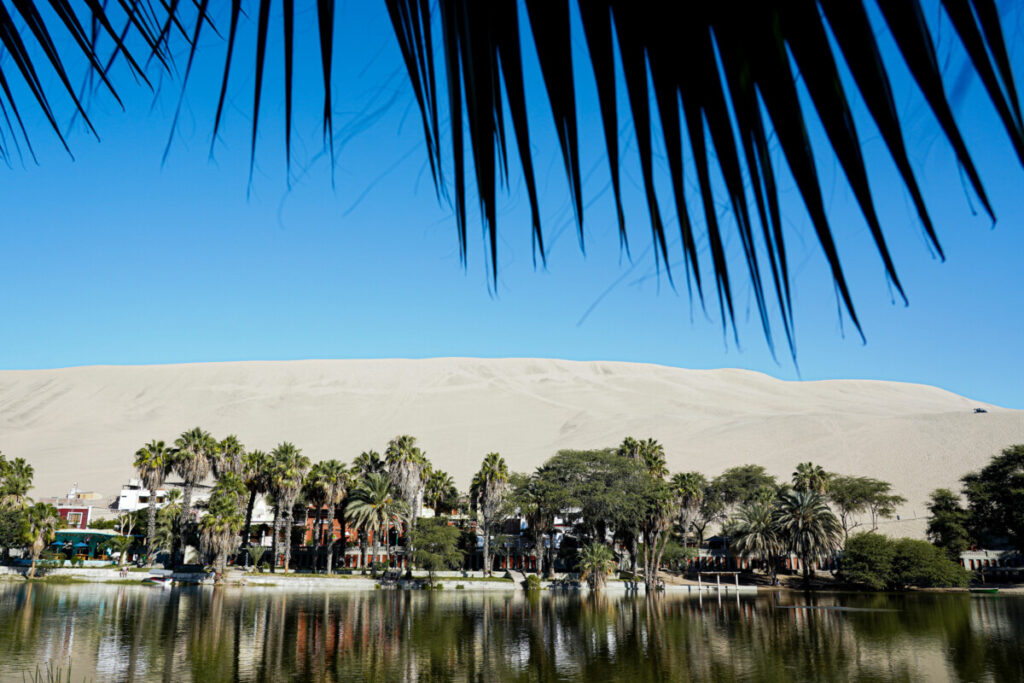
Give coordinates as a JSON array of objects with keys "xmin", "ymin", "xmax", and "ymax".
[{"xmin": 2, "ymin": 358, "xmax": 1021, "ymax": 537}]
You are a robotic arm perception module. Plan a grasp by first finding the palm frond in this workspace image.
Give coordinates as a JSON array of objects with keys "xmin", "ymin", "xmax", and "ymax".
[{"xmin": 0, "ymin": 1, "xmax": 1021, "ymax": 355}]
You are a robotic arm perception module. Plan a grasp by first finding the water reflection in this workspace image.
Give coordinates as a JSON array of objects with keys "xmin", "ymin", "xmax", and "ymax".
[{"xmin": 0, "ymin": 584, "xmax": 1021, "ymax": 682}]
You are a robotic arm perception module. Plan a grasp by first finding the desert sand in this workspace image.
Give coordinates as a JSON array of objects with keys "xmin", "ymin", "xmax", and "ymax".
[{"xmin": 2, "ymin": 358, "xmax": 1022, "ymax": 537}]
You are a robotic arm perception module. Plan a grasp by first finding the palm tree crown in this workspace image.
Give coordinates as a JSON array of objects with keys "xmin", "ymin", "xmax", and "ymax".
[
  {"xmin": 775, "ymin": 489, "xmax": 843, "ymax": 582},
  {"xmin": 133, "ymin": 439, "xmax": 170, "ymax": 562}
]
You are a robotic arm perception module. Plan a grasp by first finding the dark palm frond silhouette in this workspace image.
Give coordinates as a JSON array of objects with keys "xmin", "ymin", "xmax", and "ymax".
[{"xmin": 1, "ymin": 1, "xmax": 1022, "ymax": 358}]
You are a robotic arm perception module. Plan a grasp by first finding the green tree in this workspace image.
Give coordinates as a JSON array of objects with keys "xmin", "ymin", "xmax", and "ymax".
[
  {"xmin": 318, "ymin": 460, "xmax": 351, "ymax": 574},
  {"xmin": 577, "ymin": 542, "xmax": 617, "ymax": 592},
  {"xmin": 961, "ymin": 445, "xmax": 1024, "ymax": 549},
  {"xmin": 840, "ymin": 532, "xmax": 894, "ymax": 590},
  {"xmin": 926, "ymin": 488, "xmax": 971, "ymax": 560},
  {"xmin": 352, "ymin": 450, "xmax": 385, "ymax": 477},
  {"xmin": 348, "ymin": 472, "xmax": 409, "ymax": 576},
  {"xmin": 828, "ymin": 475, "xmax": 874, "ymax": 539},
  {"xmin": 240, "ymin": 450, "xmax": 274, "ymax": 566},
  {"xmin": 153, "ymin": 490, "xmax": 183, "ymax": 558},
  {"xmin": 891, "ymin": 538, "xmax": 969, "ymax": 589},
  {"xmin": 171, "ymin": 427, "xmax": 219, "ymax": 565},
  {"xmin": 730, "ymin": 500, "xmax": 781, "ymax": 577},
  {"xmin": 617, "ymin": 437, "xmax": 668, "ymax": 480},
  {"xmin": 638, "ymin": 474, "xmax": 677, "ymax": 592},
  {"xmin": 406, "ymin": 517, "xmax": 463, "ymax": 585},
  {"xmin": 268, "ymin": 442, "xmax": 310, "ymax": 574},
  {"xmin": 792, "ymin": 462, "xmax": 831, "ymax": 494},
  {"xmin": 691, "ymin": 482, "xmax": 726, "ymax": 547},
  {"xmin": 775, "ymin": 489, "xmax": 843, "ymax": 585},
  {"xmin": 0, "ymin": 506, "xmax": 26, "ymax": 563},
  {"xmin": 200, "ymin": 473, "xmax": 246, "ymax": 583},
  {"xmin": 713, "ymin": 465, "xmax": 777, "ymax": 508},
  {"xmin": 24, "ymin": 503, "xmax": 61, "ymax": 578},
  {"xmin": 472, "ymin": 453, "xmax": 510, "ymax": 577},
  {"xmin": 133, "ymin": 439, "xmax": 170, "ymax": 563}
]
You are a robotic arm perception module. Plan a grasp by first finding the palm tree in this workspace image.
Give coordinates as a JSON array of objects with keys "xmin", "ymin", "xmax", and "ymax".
[
  {"xmin": 107, "ymin": 535, "xmax": 136, "ymax": 571},
  {"xmin": 729, "ymin": 500, "xmax": 781, "ymax": 577},
  {"xmin": 24, "ymin": 503, "xmax": 60, "ymax": 578},
  {"xmin": 171, "ymin": 427, "xmax": 219, "ymax": 566},
  {"xmin": 0, "ymin": 457, "xmax": 34, "ymax": 508},
  {"xmin": 670, "ymin": 472, "xmax": 707, "ymax": 544},
  {"xmin": 133, "ymin": 439, "xmax": 170, "ymax": 564},
  {"xmin": 1, "ymin": 5, "xmax": 1020, "ymax": 355},
  {"xmin": 304, "ymin": 462, "xmax": 331, "ymax": 568},
  {"xmin": 792, "ymin": 462, "xmax": 831, "ymax": 494},
  {"xmin": 348, "ymin": 472, "xmax": 409, "ymax": 577},
  {"xmin": 316, "ymin": 460, "xmax": 351, "ymax": 574},
  {"xmin": 153, "ymin": 490, "xmax": 183, "ymax": 557},
  {"xmin": 473, "ymin": 452, "xmax": 510, "ymax": 577},
  {"xmin": 240, "ymin": 450, "xmax": 274, "ymax": 566},
  {"xmin": 577, "ymin": 542, "xmax": 617, "ymax": 592},
  {"xmin": 268, "ymin": 443, "xmax": 310, "ymax": 574},
  {"xmin": 352, "ymin": 450, "xmax": 386, "ymax": 478},
  {"xmin": 774, "ymin": 490, "xmax": 843, "ymax": 585},
  {"xmin": 200, "ymin": 474, "xmax": 246, "ymax": 584},
  {"xmin": 424, "ymin": 468, "xmax": 458, "ymax": 516},
  {"xmin": 215, "ymin": 435, "xmax": 246, "ymax": 479},
  {"xmin": 385, "ymin": 435, "xmax": 427, "ymax": 523}
]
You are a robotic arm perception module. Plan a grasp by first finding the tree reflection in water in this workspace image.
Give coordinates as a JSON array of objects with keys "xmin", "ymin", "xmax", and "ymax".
[{"xmin": 0, "ymin": 584, "xmax": 1021, "ymax": 681}]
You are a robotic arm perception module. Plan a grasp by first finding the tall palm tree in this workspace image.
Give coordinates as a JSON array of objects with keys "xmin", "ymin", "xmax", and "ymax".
[
  {"xmin": 133, "ymin": 439, "xmax": 170, "ymax": 564},
  {"xmin": 385, "ymin": 435, "xmax": 427, "ymax": 523},
  {"xmin": 348, "ymin": 472, "xmax": 409, "ymax": 577},
  {"xmin": 792, "ymin": 462, "xmax": 831, "ymax": 494},
  {"xmin": 317, "ymin": 460, "xmax": 351, "ymax": 574},
  {"xmin": 473, "ymin": 452, "xmax": 510, "ymax": 577},
  {"xmin": 171, "ymin": 427, "xmax": 219, "ymax": 565},
  {"xmin": 24, "ymin": 503, "xmax": 60, "ymax": 578},
  {"xmin": 670, "ymin": 472, "xmax": 708, "ymax": 544},
  {"xmin": 774, "ymin": 489, "xmax": 843, "ymax": 585},
  {"xmin": 240, "ymin": 450, "xmax": 274, "ymax": 565},
  {"xmin": 268, "ymin": 442, "xmax": 310, "ymax": 574},
  {"xmin": 153, "ymin": 489, "xmax": 183, "ymax": 557},
  {"xmin": 730, "ymin": 500, "xmax": 781, "ymax": 577},
  {"xmin": 303, "ymin": 462, "xmax": 331, "ymax": 569},
  {"xmin": 200, "ymin": 473, "xmax": 246, "ymax": 584}
]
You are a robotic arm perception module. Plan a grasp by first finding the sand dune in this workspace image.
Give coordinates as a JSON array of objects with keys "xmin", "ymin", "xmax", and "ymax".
[{"xmin": 2, "ymin": 358, "xmax": 1022, "ymax": 537}]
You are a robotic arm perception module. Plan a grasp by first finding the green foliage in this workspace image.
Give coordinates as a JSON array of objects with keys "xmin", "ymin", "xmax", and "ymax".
[
  {"xmin": 577, "ymin": 542, "xmax": 617, "ymax": 591},
  {"xmin": 87, "ymin": 518, "xmax": 118, "ymax": 530},
  {"xmin": 828, "ymin": 475, "xmax": 905, "ymax": 534},
  {"xmin": 775, "ymin": 490, "xmax": 843, "ymax": 583},
  {"xmin": 926, "ymin": 489, "xmax": 971, "ymax": 559},
  {"xmin": 524, "ymin": 574, "xmax": 543, "ymax": 591},
  {"xmin": 841, "ymin": 532, "xmax": 894, "ymax": 590},
  {"xmin": 0, "ymin": 455, "xmax": 33, "ymax": 507},
  {"xmin": 961, "ymin": 444, "xmax": 1024, "ymax": 549},
  {"xmin": 843, "ymin": 533, "xmax": 969, "ymax": 590},
  {"xmin": 0, "ymin": 506, "xmax": 26, "ymax": 553},
  {"xmin": 406, "ymin": 517, "xmax": 463, "ymax": 582},
  {"xmin": 713, "ymin": 465, "xmax": 777, "ymax": 507},
  {"xmin": 792, "ymin": 462, "xmax": 831, "ymax": 494},
  {"xmin": 729, "ymin": 500, "xmax": 781, "ymax": 567}
]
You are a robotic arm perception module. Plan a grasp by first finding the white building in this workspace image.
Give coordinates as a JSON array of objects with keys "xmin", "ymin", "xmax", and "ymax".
[{"xmin": 111, "ymin": 478, "xmax": 169, "ymax": 513}]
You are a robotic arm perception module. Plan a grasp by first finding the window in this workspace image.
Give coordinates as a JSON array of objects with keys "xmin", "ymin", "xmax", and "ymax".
[
  {"xmin": 68, "ymin": 512, "xmax": 83, "ymax": 527},
  {"xmin": 140, "ymin": 496, "xmax": 149, "ymax": 503}
]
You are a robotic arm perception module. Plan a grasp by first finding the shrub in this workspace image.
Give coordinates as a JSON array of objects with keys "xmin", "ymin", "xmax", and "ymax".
[
  {"xmin": 432, "ymin": 583, "xmax": 444, "ymax": 590},
  {"xmin": 524, "ymin": 574, "xmax": 543, "ymax": 591},
  {"xmin": 842, "ymin": 533, "xmax": 968, "ymax": 589},
  {"xmin": 841, "ymin": 533, "xmax": 894, "ymax": 590},
  {"xmin": 455, "ymin": 584, "xmax": 465, "ymax": 590}
]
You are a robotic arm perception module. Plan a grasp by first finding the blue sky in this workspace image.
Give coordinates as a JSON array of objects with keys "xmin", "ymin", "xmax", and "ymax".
[{"xmin": 1, "ymin": 3, "xmax": 1022, "ymax": 408}]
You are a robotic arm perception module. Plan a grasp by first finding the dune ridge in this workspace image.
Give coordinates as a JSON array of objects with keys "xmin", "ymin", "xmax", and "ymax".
[{"xmin": 2, "ymin": 358, "xmax": 1022, "ymax": 537}]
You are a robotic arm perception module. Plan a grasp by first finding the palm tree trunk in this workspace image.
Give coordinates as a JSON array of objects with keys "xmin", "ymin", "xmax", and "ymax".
[
  {"xmin": 270, "ymin": 507, "xmax": 280, "ymax": 574},
  {"xmin": 177, "ymin": 482, "xmax": 195, "ymax": 567},
  {"xmin": 241, "ymin": 489, "xmax": 257, "ymax": 567},
  {"xmin": 147, "ymin": 496, "xmax": 158, "ymax": 564},
  {"xmin": 483, "ymin": 522, "xmax": 491, "ymax": 577},
  {"xmin": 282, "ymin": 509, "xmax": 293, "ymax": 574},
  {"xmin": 546, "ymin": 529, "xmax": 556, "ymax": 579},
  {"xmin": 314, "ymin": 507, "xmax": 325, "ymax": 572},
  {"xmin": 325, "ymin": 502, "xmax": 337, "ymax": 574},
  {"xmin": 629, "ymin": 533, "xmax": 638, "ymax": 576},
  {"xmin": 371, "ymin": 526, "xmax": 380, "ymax": 577},
  {"xmin": 28, "ymin": 552, "xmax": 38, "ymax": 579}
]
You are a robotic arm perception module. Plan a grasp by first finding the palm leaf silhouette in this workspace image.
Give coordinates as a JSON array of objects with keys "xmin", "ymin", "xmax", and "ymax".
[{"xmin": 1, "ymin": 1, "xmax": 1021, "ymax": 357}]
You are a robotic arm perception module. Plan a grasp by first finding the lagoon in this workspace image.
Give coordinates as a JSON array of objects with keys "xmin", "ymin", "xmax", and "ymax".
[{"xmin": 0, "ymin": 583, "xmax": 1021, "ymax": 682}]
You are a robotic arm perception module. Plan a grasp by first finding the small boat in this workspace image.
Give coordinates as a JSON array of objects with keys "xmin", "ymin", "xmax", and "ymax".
[
  {"xmin": 144, "ymin": 569, "xmax": 174, "ymax": 589},
  {"xmin": 969, "ymin": 587, "xmax": 999, "ymax": 594}
]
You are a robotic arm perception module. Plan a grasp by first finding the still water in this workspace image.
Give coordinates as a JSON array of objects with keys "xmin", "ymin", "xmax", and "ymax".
[{"xmin": 0, "ymin": 583, "xmax": 1021, "ymax": 682}]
